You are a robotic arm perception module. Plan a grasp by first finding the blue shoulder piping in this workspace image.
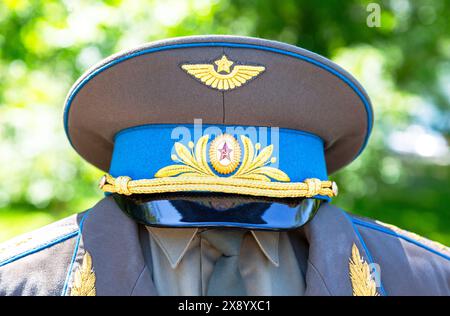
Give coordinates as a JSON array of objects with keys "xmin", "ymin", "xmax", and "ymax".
[
  {"xmin": 61, "ymin": 210, "xmax": 91, "ymax": 296},
  {"xmin": 352, "ymin": 217, "xmax": 450, "ymax": 262},
  {"xmin": 0, "ymin": 230, "xmax": 79, "ymax": 268},
  {"xmin": 0, "ymin": 211, "xmax": 92, "ymax": 269}
]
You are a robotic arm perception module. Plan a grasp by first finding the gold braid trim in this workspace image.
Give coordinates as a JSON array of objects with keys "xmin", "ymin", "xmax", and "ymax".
[{"xmin": 99, "ymin": 174, "xmax": 338, "ymax": 198}]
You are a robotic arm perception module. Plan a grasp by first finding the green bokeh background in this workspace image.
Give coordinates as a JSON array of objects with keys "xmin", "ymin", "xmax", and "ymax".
[{"xmin": 0, "ymin": 0, "xmax": 449, "ymax": 244}]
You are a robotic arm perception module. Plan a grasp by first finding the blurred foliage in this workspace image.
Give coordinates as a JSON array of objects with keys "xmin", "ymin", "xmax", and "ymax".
[{"xmin": 0, "ymin": 0, "xmax": 449, "ymax": 243}]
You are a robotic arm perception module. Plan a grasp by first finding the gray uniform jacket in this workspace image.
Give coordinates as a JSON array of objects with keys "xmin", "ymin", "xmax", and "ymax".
[{"xmin": 0, "ymin": 196, "xmax": 449, "ymax": 296}]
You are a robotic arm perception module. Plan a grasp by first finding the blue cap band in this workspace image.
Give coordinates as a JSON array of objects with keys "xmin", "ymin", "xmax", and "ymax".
[{"xmin": 108, "ymin": 123, "xmax": 330, "ymax": 200}]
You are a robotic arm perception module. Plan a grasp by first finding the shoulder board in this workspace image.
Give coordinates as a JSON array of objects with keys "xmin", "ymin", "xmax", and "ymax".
[
  {"xmin": 351, "ymin": 216, "xmax": 450, "ymax": 260},
  {"xmin": 0, "ymin": 215, "xmax": 79, "ymax": 267}
]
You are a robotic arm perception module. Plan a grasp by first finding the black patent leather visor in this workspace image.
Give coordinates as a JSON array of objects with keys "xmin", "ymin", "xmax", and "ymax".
[{"xmin": 113, "ymin": 193, "xmax": 322, "ymax": 231}]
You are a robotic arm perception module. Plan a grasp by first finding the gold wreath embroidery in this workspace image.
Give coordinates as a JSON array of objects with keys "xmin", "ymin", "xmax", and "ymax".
[
  {"xmin": 70, "ymin": 252, "xmax": 96, "ymax": 296},
  {"xmin": 154, "ymin": 134, "xmax": 290, "ymax": 182},
  {"xmin": 349, "ymin": 243, "xmax": 379, "ymax": 296},
  {"xmin": 181, "ymin": 55, "xmax": 265, "ymax": 91}
]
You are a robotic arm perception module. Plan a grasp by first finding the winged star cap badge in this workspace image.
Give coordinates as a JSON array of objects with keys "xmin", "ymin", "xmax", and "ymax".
[{"xmin": 181, "ymin": 55, "xmax": 265, "ymax": 91}]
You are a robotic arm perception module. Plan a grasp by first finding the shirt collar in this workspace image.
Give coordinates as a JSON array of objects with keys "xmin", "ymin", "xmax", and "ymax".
[{"xmin": 146, "ymin": 227, "xmax": 279, "ymax": 269}]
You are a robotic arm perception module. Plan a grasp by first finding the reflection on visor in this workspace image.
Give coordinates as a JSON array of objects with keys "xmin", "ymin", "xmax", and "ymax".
[{"xmin": 113, "ymin": 193, "xmax": 322, "ymax": 231}]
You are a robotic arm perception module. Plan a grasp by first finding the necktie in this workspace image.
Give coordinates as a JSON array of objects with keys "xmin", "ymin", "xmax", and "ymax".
[{"xmin": 201, "ymin": 229, "xmax": 246, "ymax": 296}]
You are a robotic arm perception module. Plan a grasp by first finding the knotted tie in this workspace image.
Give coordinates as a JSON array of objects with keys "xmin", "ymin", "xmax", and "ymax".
[{"xmin": 201, "ymin": 229, "xmax": 247, "ymax": 296}]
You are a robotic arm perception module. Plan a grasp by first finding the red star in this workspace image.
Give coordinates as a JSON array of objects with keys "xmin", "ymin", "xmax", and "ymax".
[{"xmin": 218, "ymin": 142, "xmax": 233, "ymax": 161}]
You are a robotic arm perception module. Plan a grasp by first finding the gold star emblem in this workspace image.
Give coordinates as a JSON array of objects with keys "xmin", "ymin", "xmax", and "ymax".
[
  {"xmin": 214, "ymin": 55, "xmax": 234, "ymax": 73},
  {"xmin": 209, "ymin": 134, "xmax": 241, "ymax": 174}
]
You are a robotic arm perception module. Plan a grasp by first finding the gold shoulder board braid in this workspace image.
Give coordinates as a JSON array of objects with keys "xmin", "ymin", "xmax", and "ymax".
[{"xmin": 376, "ymin": 221, "xmax": 450, "ymax": 254}]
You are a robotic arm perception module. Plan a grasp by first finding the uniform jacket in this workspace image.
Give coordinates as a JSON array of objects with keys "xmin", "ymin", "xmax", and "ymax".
[{"xmin": 0, "ymin": 196, "xmax": 449, "ymax": 296}]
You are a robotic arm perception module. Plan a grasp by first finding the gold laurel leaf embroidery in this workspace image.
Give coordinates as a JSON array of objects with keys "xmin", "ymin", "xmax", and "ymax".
[
  {"xmin": 249, "ymin": 145, "xmax": 274, "ymax": 170},
  {"xmin": 181, "ymin": 57, "xmax": 265, "ymax": 91},
  {"xmin": 154, "ymin": 165, "xmax": 198, "ymax": 178},
  {"xmin": 70, "ymin": 252, "xmax": 96, "ymax": 296},
  {"xmin": 234, "ymin": 135, "xmax": 254, "ymax": 176},
  {"xmin": 174, "ymin": 142, "xmax": 197, "ymax": 168},
  {"xmin": 177, "ymin": 172, "xmax": 211, "ymax": 178},
  {"xmin": 195, "ymin": 135, "xmax": 214, "ymax": 175},
  {"xmin": 349, "ymin": 243, "xmax": 379, "ymax": 296},
  {"xmin": 252, "ymin": 166, "xmax": 290, "ymax": 182},
  {"xmin": 233, "ymin": 173, "xmax": 272, "ymax": 182},
  {"xmin": 154, "ymin": 134, "xmax": 290, "ymax": 183},
  {"xmin": 230, "ymin": 136, "xmax": 288, "ymax": 182},
  {"xmin": 155, "ymin": 136, "xmax": 214, "ymax": 178}
]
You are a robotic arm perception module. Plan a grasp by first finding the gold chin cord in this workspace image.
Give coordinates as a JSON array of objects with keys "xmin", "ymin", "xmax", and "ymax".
[{"xmin": 98, "ymin": 174, "xmax": 338, "ymax": 199}]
